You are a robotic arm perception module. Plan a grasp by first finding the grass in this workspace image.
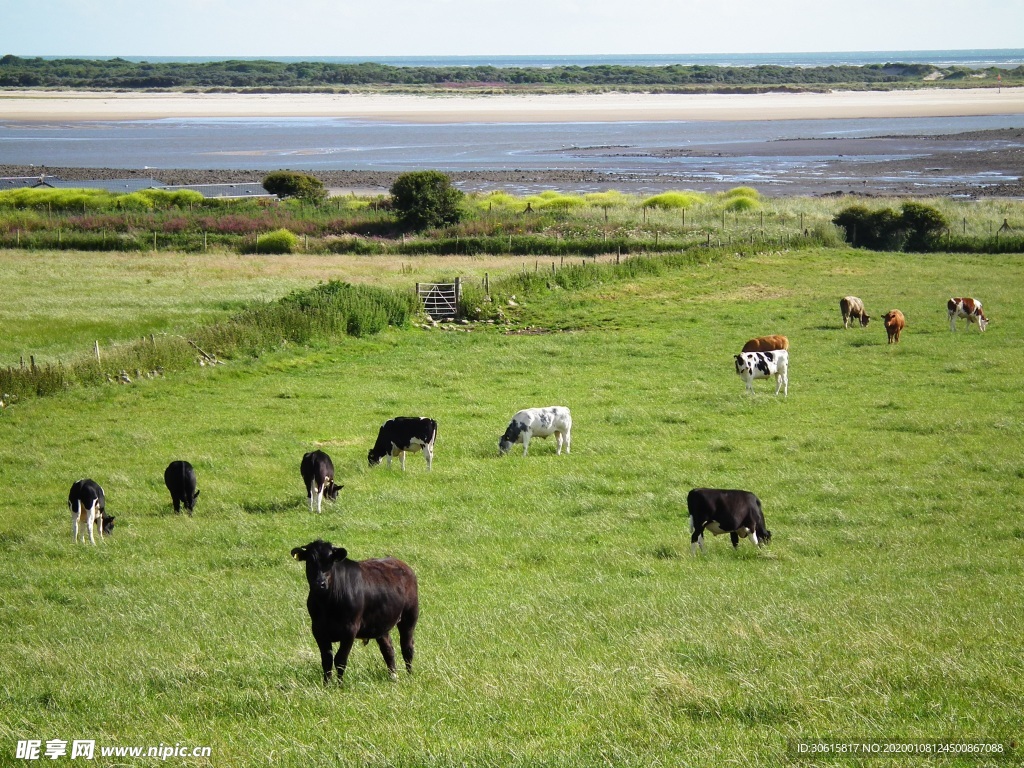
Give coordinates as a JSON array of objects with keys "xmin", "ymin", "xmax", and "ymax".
[{"xmin": 1, "ymin": 246, "xmax": 1022, "ymax": 766}]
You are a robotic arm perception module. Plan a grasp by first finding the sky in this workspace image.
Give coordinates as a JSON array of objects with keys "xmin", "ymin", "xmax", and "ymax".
[{"xmin": 1, "ymin": 0, "xmax": 1022, "ymax": 58}]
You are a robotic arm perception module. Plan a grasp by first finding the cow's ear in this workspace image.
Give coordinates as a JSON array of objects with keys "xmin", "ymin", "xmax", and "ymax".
[
  {"xmin": 291, "ymin": 547, "xmax": 308, "ymax": 561},
  {"xmin": 331, "ymin": 547, "xmax": 348, "ymax": 562},
  {"xmin": 193, "ymin": 490, "xmax": 200, "ymax": 498}
]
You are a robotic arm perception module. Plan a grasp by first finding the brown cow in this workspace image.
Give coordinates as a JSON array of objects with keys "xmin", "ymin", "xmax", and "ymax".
[
  {"xmin": 882, "ymin": 309, "xmax": 905, "ymax": 344},
  {"xmin": 741, "ymin": 335, "xmax": 789, "ymax": 353},
  {"xmin": 840, "ymin": 296, "xmax": 870, "ymax": 328}
]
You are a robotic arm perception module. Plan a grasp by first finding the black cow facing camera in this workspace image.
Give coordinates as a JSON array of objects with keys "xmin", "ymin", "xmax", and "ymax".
[
  {"xmin": 291, "ymin": 540, "xmax": 418, "ymax": 683},
  {"xmin": 164, "ymin": 460, "xmax": 200, "ymax": 516}
]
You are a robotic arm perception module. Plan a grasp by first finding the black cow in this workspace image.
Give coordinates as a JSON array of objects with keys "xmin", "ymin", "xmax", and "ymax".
[
  {"xmin": 164, "ymin": 460, "xmax": 200, "ymax": 516},
  {"xmin": 69, "ymin": 479, "xmax": 115, "ymax": 545},
  {"xmin": 300, "ymin": 450, "xmax": 342, "ymax": 514},
  {"xmin": 687, "ymin": 488, "xmax": 771, "ymax": 554},
  {"xmin": 291, "ymin": 540, "xmax": 419, "ymax": 683},
  {"xmin": 368, "ymin": 417, "xmax": 438, "ymax": 471}
]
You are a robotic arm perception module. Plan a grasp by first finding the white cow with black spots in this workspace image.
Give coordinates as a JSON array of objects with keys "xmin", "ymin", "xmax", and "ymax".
[
  {"xmin": 735, "ymin": 350, "xmax": 788, "ymax": 397},
  {"xmin": 499, "ymin": 406, "xmax": 572, "ymax": 456}
]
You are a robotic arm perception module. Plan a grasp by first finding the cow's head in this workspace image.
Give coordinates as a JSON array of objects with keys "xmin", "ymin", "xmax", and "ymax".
[
  {"xmin": 100, "ymin": 514, "xmax": 116, "ymax": 536},
  {"xmin": 860, "ymin": 313, "xmax": 870, "ymax": 327},
  {"xmin": 978, "ymin": 314, "xmax": 989, "ymax": 331},
  {"xmin": 734, "ymin": 354, "xmax": 745, "ymax": 374},
  {"xmin": 498, "ymin": 420, "xmax": 523, "ymax": 454},
  {"xmin": 291, "ymin": 540, "xmax": 348, "ymax": 594},
  {"xmin": 367, "ymin": 448, "xmax": 386, "ymax": 467},
  {"xmin": 324, "ymin": 481, "xmax": 343, "ymax": 501},
  {"xmin": 183, "ymin": 489, "xmax": 200, "ymax": 513}
]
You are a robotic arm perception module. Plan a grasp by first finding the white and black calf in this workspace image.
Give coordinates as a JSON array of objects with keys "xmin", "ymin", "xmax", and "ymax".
[
  {"xmin": 368, "ymin": 417, "xmax": 438, "ymax": 471},
  {"xmin": 499, "ymin": 406, "xmax": 572, "ymax": 456},
  {"xmin": 69, "ymin": 478, "xmax": 115, "ymax": 545},
  {"xmin": 735, "ymin": 349, "xmax": 788, "ymax": 397},
  {"xmin": 292, "ymin": 540, "xmax": 419, "ymax": 683},
  {"xmin": 164, "ymin": 460, "xmax": 200, "ymax": 516},
  {"xmin": 840, "ymin": 296, "xmax": 870, "ymax": 328},
  {"xmin": 687, "ymin": 488, "xmax": 771, "ymax": 554},
  {"xmin": 948, "ymin": 297, "xmax": 988, "ymax": 332},
  {"xmin": 300, "ymin": 450, "xmax": 342, "ymax": 513}
]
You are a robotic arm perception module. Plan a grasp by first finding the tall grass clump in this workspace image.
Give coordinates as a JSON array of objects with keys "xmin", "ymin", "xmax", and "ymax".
[
  {"xmin": 244, "ymin": 228, "xmax": 299, "ymax": 254},
  {"xmin": 641, "ymin": 191, "xmax": 706, "ymax": 210}
]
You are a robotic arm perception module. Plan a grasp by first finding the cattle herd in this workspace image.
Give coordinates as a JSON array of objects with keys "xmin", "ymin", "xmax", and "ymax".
[{"xmin": 65, "ymin": 295, "xmax": 990, "ymax": 681}]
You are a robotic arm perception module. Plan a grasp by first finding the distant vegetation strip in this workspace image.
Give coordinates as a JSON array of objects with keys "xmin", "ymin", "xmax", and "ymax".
[
  {"xmin": 2, "ymin": 55, "xmax": 1020, "ymax": 91},
  {"xmin": 0, "ymin": 281, "xmax": 419, "ymax": 401}
]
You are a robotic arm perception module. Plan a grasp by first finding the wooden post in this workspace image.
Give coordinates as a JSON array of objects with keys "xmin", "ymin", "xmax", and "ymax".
[
  {"xmin": 153, "ymin": 231, "xmax": 157, "ymax": 251},
  {"xmin": 94, "ymin": 341, "xmax": 101, "ymax": 366},
  {"xmin": 484, "ymin": 273, "xmax": 489, "ymax": 296},
  {"xmin": 30, "ymin": 355, "xmax": 36, "ymax": 372},
  {"xmin": 203, "ymin": 231, "xmax": 208, "ymax": 250}
]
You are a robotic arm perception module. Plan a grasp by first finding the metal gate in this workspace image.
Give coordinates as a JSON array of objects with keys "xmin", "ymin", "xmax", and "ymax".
[{"xmin": 416, "ymin": 278, "xmax": 461, "ymax": 321}]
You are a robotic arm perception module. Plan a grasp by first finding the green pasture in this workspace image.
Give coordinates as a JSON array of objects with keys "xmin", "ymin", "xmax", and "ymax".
[{"xmin": 0, "ymin": 246, "xmax": 1021, "ymax": 767}]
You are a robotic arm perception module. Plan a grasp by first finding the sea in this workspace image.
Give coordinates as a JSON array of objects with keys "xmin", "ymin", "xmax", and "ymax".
[{"xmin": 2, "ymin": 50, "xmax": 1023, "ymax": 191}]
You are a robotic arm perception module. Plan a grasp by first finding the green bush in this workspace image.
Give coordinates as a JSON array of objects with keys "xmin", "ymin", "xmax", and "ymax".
[
  {"xmin": 833, "ymin": 202, "xmax": 947, "ymax": 252},
  {"xmin": 262, "ymin": 171, "xmax": 327, "ymax": 203},
  {"xmin": 390, "ymin": 171, "xmax": 464, "ymax": 231},
  {"xmin": 247, "ymin": 228, "xmax": 298, "ymax": 254},
  {"xmin": 642, "ymin": 191, "xmax": 705, "ymax": 209}
]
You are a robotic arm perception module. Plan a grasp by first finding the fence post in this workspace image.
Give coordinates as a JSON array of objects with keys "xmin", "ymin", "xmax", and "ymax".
[
  {"xmin": 94, "ymin": 341, "xmax": 101, "ymax": 367},
  {"xmin": 484, "ymin": 273, "xmax": 489, "ymax": 296}
]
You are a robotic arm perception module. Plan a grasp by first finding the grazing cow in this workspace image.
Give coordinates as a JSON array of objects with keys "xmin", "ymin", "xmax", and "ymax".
[
  {"xmin": 164, "ymin": 460, "xmax": 200, "ymax": 516},
  {"xmin": 882, "ymin": 309, "xmax": 906, "ymax": 344},
  {"xmin": 368, "ymin": 417, "xmax": 438, "ymax": 471},
  {"xmin": 300, "ymin": 450, "xmax": 342, "ymax": 513},
  {"xmin": 499, "ymin": 406, "xmax": 572, "ymax": 456},
  {"xmin": 948, "ymin": 297, "xmax": 988, "ymax": 332},
  {"xmin": 734, "ymin": 349, "xmax": 788, "ymax": 397},
  {"xmin": 687, "ymin": 488, "xmax": 771, "ymax": 554},
  {"xmin": 68, "ymin": 479, "xmax": 115, "ymax": 545},
  {"xmin": 291, "ymin": 540, "xmax": 418, "ymax": 683},
  {"xmin": 840, "ymin": 296, "xmax": 870, "ymax": 328},
  {"xmin": 741, "ymin": 335, "xmax": 789, "ymax": 353}
]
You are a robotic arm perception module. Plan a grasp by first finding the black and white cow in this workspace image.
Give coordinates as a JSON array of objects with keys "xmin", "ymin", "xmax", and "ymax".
[
  {"xmin": 687, "ymin": 488, "xmax": 771, "ymax": 554},
  {"xmin": 368, "ymin": 417, "xmax": 438, "ymax": 471},
  {"xmin": 734, "ymin": 349, "xmax": 788, "ymax": 397},
  {"xmin": 291, "ymin": 539, "xmax": 419, "ymax": 683},
  {"xmin": 69, "ymin": 478, "xmax": 115, "ymax": 545},
  {"xmin": 499, "ymin": 406, "xmax": 572, "ymax": 456},
  {"xmin": 164, "ymin": 460, "xmax": 200, "ymax": 516},
  {"xmin": 300, "ymin": 450, "xmax": 342, "ymax": 513}
]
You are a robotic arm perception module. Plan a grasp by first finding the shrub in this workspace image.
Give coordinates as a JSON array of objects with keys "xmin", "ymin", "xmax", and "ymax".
[
  {"xmin": 900, "ymin": 201, "xmax": 948, "ymax": 251},
  {"xmin": 833, "ymin": 202, "xmax": 947, "ymax": 252},
  {"xmin": 642, "ymin": 191, "xmax": 705, "ymax": 210},
  {"xmin": 247, "ymin": 228, "xmax": 298, "ymax": 254},
  {"xmin": 389, "ymin": 171, "xmax": 465, "ymax": 231},
  {"xmin": 262, "ymin": 171, "xmax": 327, "ymax": 203}
]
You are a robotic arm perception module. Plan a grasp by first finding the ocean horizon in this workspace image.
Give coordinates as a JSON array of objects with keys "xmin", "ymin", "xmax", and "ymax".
[{"xmin": 26, "ymin": 49, "xmax": 1024, "ymax": 69}]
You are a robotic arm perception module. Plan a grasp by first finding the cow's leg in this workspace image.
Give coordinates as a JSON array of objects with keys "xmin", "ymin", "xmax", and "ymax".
[
  {"xmin": 423, "ymin": 443, "xmax": 433, "ymax": 471},
  {"xmin": 564, "ymin": 427, "xmax": 571, "ymax": 454},
  {"xmin": 521, "ymin": 433, "xmax": 531, "ymax": 456},
  {"xmin": 71, "ymin": 503, "xmax": 79, "ymax": 543},
  {"xmin": 730, "ymin": 532, "xmax": 740, "ymax": 548},
  {"xmin": 315, "ymin": 635, "xmax": 335, "ymax": 683},
  {"xmin": 308, "ymin": 487, "xmax": 315, "ymax": 513},
  {"xmin": 555, "ymin": 431, "xmax": 564, "ymax": 455},
  {"xmin": 398, "ymin": 610, "xmax": 417, "ymax": 674},
  {"xmin": 332, "ymin": 635, "xmax": 356, "ymax": 682},
  {"xmin": 750, "ymin": 530, "xmax": 760, "ymax": 547},
  {"xmin": 86, "ymin": 503, "xmax": 97, "ymax": 545},
  {"xmin": 400, "ymin": 451, "xmax": 407, "ymax": 471},
  {"xmin": 949, "ymin": 314, "xmax": 956, "ymax": 332},
  {"xmin": 172, "ymin": 497, "xmax": 181, "ymax": 514},
  {"xmin": 375, "ymin": 634, "xmax": 398, "ymax": 679},
  {"xmin": 691, "ymin": 526, "xmax": 705, "ymax": 555},
  {"xmin": 315, "ymin": 486, "xmax": 324, "ymax": 514}
]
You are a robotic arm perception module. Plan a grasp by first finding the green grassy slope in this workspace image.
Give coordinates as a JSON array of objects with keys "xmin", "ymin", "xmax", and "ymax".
[{"xmin": 0, "ymin": 248, "xmax": 1021, "ymax": 767}]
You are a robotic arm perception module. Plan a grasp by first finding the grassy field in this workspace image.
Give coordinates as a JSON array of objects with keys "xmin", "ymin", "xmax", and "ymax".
[{"xmin": 1, "ymin": 246, "xmax": 1022, "ymax": 767}]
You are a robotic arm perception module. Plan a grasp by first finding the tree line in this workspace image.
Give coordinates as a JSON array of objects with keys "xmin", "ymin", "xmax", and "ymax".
[{"xmin": 2, "ymin": 55, "xmax": 1020, "ymax": 90}]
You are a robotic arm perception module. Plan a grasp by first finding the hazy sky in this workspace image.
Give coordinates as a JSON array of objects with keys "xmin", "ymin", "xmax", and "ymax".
[{"xmin": 2, "ymin": 0, "xmax": 1022, "ymax": 58}]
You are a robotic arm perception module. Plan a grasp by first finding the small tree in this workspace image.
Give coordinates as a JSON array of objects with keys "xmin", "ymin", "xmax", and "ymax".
[
  {"xmin": 262, "ymin": 171, "xmax": 327, "ymax": 204},
  {"xmin": 389, "ymin": 171, "xmax": 464, "ymax": 231},
  {"xmin": 900, "ymin": 201, "xmax": 947, "ymax": 251}
]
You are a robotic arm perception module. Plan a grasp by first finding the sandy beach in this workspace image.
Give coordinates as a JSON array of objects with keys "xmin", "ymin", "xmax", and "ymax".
[{"xmin": 2, "ymin": 88, "xmax": 1024, "ymax": 123}]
